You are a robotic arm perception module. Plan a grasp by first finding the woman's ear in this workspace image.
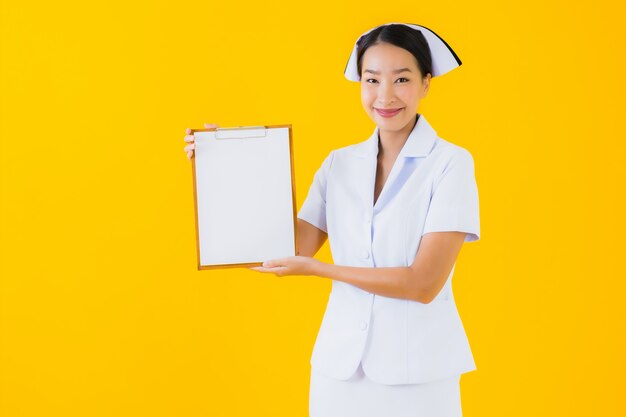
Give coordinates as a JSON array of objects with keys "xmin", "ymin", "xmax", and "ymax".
[{"xmin": 422, "ymin": 73, "xmax": 432, "ymax": 96}]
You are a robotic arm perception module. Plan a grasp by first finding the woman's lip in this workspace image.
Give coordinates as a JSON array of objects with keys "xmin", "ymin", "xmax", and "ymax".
[{"xmin": 375, "ymin": 108, "xmax": 404, "ymax": 117}]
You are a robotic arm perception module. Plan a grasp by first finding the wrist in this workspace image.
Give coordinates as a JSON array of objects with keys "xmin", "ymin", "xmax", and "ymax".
[{"xmin": 313, "ymin": 259, "xmax": 330, "ymax": 278}]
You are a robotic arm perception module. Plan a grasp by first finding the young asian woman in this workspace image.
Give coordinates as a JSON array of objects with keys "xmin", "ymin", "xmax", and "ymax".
[{"xmin": 184, "ymin": 22, "xmax": 480, "ymax": 417}]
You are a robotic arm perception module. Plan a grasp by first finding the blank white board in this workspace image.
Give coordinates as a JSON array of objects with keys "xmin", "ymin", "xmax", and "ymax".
[{"xmin": 191, "ymin": 125, "xmax": 297, "ymax": 270}]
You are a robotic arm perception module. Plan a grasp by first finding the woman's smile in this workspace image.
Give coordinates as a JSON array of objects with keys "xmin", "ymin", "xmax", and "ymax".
[{"xmin": 374, "ymin": 107, "xmax": 404, "ymax": 118}]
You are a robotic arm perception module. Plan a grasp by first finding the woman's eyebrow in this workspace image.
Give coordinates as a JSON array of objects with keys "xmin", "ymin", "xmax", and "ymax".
[{"xmin": 364, "ymin": 68, "xmax": 412, "ymax": 75}]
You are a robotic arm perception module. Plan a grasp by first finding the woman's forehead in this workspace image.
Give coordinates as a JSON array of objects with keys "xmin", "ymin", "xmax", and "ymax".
[{"xmin": 362, "ymin": 43, "xmax": 419, "ymax": 70}]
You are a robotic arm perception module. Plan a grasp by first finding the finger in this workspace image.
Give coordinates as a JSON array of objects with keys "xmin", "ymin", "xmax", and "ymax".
[
  {"xmin": 271, "ymin": 267, "xmax": 288, "ymax": 277},
  {"xmin": 184, "ymin": 144, "xmax": 195, "ymax": 152},
  {"xmin": 204, "ymin": 123, "xmax": 220, "ymax": 128},
  {"xmin": 185, "ymin": 127, "xmax": 192, "ymax": 135},
  {"xmin": 187, "ymin": 151, "xmax": 193, "ymax": 159},
  {"xmin": 263, "ymin": 258, "xmax": 286, "ymax": 267},
  {"xmin": 184, "ymin": 134, "xmax": 195, "ymax": 143}
]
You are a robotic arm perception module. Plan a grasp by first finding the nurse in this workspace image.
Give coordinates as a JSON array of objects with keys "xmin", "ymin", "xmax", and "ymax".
[{"xmin": 184, "ymin": 22, "xmax": 480, "ymax": 417}]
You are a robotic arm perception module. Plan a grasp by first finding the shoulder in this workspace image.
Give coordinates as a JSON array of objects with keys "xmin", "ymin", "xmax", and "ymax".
[
  {"xmin": 432, "ymin": 137, "xmax": 474, "ymax": 163},
  {"xmin": 429, "ymin": 137, "xmax": 476, "ymax": 177},
  {"xmin": 422, "ymin": 139, "xmax": 477, "ymax": 194},
  {"xmin": 333, "ymin": 141, "xmax": 369, "ymax": 158},
  {"xmin": 318, "ymin": 138, "xmax": 368, "ymax": 170}
]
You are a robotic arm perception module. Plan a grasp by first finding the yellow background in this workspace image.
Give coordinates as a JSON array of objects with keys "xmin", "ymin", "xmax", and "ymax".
[{"xmin": 1, "ymin": 0, "xmax": 625, "ymax": 416}]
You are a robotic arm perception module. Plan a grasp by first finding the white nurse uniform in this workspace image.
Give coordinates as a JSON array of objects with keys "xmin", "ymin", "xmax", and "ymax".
[{"xmin": 297, "ymin": 113, "xmax": 480, "ymax": 417}]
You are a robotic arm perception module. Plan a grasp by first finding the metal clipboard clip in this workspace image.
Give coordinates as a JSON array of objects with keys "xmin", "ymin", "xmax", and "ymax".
[{"xmin": 215, "ymin": 125, "xmax": 267, "ymax": 140}]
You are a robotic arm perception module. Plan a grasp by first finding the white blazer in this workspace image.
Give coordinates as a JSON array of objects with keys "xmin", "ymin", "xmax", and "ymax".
[{"xmin": 297, "ymin": 113, "xmax": 480, "ymax": 385}]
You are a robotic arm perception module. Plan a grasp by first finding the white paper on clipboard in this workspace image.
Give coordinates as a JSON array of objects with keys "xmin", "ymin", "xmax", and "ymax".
[{"xmin": 191, "ymin": 125, "xmax": 297, "ymax": 269}]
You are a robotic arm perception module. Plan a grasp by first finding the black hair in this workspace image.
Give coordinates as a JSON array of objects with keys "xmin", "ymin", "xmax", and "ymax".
[{"xmin": 356, "ymin": 24, "xmax": 433, "ymax": 80}]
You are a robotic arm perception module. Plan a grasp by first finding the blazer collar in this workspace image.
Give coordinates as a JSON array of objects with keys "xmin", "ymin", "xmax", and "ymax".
[{"xmin": 349, "ymin": 113, "xmax": 438, "ymax": 158}]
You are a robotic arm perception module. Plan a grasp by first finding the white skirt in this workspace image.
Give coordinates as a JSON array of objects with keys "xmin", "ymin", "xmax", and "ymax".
[{"xmin": 309, "ymin": 362, "xmax": 462, "ymax": 417}]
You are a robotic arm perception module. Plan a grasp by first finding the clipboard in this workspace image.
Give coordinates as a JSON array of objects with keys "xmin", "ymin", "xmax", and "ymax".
[{"xmin": 190, "ymin": 124, "xmax": 298, "ymax": 270}]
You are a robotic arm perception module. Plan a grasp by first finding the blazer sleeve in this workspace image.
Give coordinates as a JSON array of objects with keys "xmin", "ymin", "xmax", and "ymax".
[
  {"xmin": 422, "ymin": 148, "xmax": 480, "ymax": 242},
  {"xmin": 297, "ymin": 150, "xmax": 335, "ymax": 233}
]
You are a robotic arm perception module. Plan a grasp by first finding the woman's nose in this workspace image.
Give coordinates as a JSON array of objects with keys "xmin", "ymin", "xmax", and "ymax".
[
  {"xmin": 377, "ymin": 96, "xmax": 397, "ymax": 107},
  {"xmin": 377, "ymin": 98, "xmax": 396, "ymax": 106},
  {"xmin": 377, "ymin": 85, "xmax": 396, "ymax": 105}
]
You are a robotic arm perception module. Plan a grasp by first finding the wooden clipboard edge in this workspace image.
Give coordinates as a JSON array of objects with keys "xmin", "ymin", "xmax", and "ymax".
[{"xmin": 189, "ymin": 124, "xmax": 298, "ymax": 271}]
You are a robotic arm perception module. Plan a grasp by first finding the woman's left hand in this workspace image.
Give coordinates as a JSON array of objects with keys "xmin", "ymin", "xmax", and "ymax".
[{"xmin": 249, "ymin": 256, "xmax": 324, "ymax": 277}]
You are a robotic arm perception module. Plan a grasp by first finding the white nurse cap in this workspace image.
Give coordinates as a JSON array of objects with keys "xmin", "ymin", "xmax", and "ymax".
[{"xmin": 344, "ymin": 22, "xmax": 462, "ymax": 82}]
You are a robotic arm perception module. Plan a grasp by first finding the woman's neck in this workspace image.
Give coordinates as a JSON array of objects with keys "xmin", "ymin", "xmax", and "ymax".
[{"xmin": 377, "ymin": 114, "xmax": 419, "ymax": 157}]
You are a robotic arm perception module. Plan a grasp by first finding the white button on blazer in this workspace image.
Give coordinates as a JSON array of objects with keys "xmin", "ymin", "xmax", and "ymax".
[{"xmin": 297, "ymin": 114, "xmax": 480, "ymax": 385}]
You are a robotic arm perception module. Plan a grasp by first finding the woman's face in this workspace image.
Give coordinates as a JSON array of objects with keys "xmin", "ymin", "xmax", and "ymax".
[{"xmin": 360, "ymin": 42, "xmax": 431, "ymax": 133}]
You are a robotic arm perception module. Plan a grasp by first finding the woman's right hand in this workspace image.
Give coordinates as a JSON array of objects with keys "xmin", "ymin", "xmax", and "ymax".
[{"xmin": 184, "ymin": 123, "xmax": 220, "ymax": 160}]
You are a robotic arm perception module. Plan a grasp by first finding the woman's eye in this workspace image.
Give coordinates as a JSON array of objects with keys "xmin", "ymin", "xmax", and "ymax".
[{"xmin": 365, "ymin": 78, "xmax": 409, "ymax": 84}]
